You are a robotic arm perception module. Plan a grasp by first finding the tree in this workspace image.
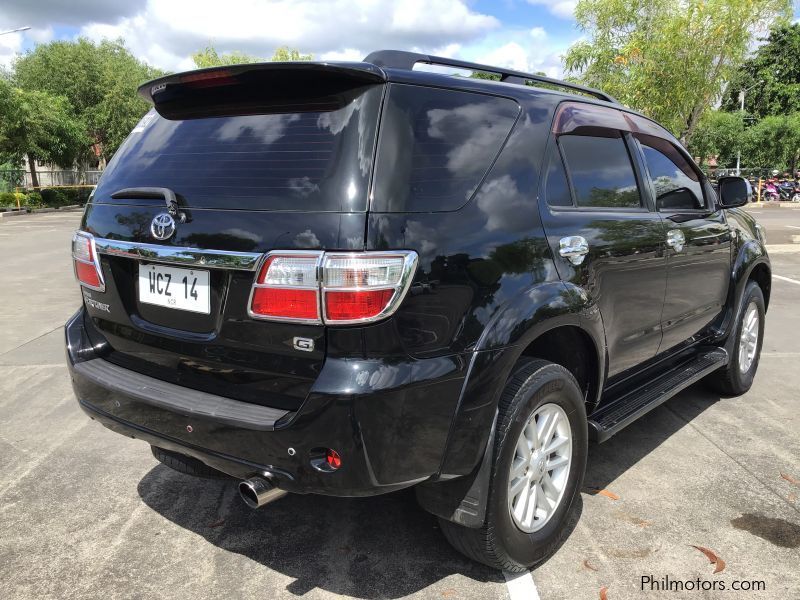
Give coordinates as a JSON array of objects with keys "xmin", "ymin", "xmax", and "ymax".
[
  {"xmin": 688, "ymin": 111, "xmax": 745, "ymax": 168},
  {"xmin": 741, "ymin": 113, "xmax": 800, "ymax": 173},
  {"xmin": 13, "ymin": 39, "xmax": 163, "ymax": 160},
  {"xmin": 0, "ymin": 80, "xmax": 87, "ymax": 188},
  {"xmin": 191, "ymin": 46, "xmax": 262, "ymax": 68},
  {"xmin": 722, "ymin": 23, "xmax": 800, "ymax": 119},
  {"xmin": 192, "ymin": 45, "xmax": 312, "ymax": 68},
  {"xmin": 270, "ymin": 46, "xmax": 313, "ymax": 62},
  {"xmin": 564, "ymin": 0, "xmax": 792, "ymax": 145}
]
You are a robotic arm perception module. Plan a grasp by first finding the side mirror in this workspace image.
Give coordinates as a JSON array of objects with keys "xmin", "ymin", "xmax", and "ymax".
[{"xmin": 717, "ymin": 176, "xmax": 752, "ymax": 208}]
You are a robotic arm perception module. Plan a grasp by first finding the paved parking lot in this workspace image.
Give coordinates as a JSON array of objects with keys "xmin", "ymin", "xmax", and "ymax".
[{"xmin": 1, "ymin": 207, "xmax": 798, "ymax": 600}]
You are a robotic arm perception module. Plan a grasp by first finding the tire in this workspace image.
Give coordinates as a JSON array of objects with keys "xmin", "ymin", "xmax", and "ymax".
[
  {"xmin": 151, "ymin": 446, "xmax": 230, "ymax": 479},
  {"xmin": 705, "ymin": 281, "xmax": 765, "ymax": 396},
  {"xmin": 439, "ymin": 359, "xmax": 588, "ymax": 572}
]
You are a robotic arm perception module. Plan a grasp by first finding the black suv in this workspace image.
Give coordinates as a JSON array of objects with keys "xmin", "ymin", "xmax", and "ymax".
[{"xmin": 66, "ymin": 50, "xmax": 771, "ymax": 571}]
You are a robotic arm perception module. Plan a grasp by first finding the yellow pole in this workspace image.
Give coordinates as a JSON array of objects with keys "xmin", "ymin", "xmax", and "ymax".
[{"xmin": 757, "ymin": 178, "xmax": 762, "ymax": 203}]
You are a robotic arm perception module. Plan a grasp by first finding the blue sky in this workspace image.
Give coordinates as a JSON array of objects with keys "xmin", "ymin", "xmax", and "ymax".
[{"xmin": 0, "ymin": 1, "xmax": 797, "ymax": 76}]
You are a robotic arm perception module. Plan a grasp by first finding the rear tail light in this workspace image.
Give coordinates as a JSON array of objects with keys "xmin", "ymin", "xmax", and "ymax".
[
  {"xmin": 72, "ymin": 232, "xmax": 105, "ymax": 291},
  {"xmin": 249, "ymin": 253, "xmax": 321, "ymax": 322},
  {"xmin": 248, "ymin": 250, "xmax": 417, "ymax": 325}
]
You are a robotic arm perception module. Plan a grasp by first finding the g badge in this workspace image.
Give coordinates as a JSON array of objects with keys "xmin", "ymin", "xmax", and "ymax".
[{"xmin": 293, "ymin": 337, "xmax": 314, "ymax": 352}]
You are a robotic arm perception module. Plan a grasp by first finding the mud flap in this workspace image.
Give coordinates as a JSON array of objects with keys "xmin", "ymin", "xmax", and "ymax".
[{"xmin": 415, "ymin": 411, "xmax": 497, "ymax": 528}]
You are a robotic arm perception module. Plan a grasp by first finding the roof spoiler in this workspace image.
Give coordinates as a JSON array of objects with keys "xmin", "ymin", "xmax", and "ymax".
[{"xmin": 138, "ymin": 62, "xmax": 387, "ymax": 120}]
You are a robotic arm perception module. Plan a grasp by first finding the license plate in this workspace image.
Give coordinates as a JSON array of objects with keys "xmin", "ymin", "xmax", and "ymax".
[{"xmin": 138, "ymin": 264, "xmax": 210, "ymax": 314}]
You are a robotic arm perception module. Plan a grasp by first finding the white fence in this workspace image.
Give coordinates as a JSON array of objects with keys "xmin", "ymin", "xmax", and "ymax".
[{"xmin": 0, "ymin": 170, "xmax": 103, "ymax": 191}]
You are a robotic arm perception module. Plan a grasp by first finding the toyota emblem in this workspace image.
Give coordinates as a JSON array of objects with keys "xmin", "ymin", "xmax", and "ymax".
[{"xmin": 150, "ymin": 213, "xmax": 176, "ymax": 241}]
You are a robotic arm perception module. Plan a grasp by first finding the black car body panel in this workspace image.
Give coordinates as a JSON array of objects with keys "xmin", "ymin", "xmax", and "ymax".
[{"xmin": 67, "ymin": 56, "xmax": 770, "ymax": 508}]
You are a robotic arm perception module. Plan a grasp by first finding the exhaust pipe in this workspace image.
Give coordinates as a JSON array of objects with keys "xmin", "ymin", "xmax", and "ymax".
[{"xmin": 238, "ymin": 474, "xmax": 288, "ymax": 509}]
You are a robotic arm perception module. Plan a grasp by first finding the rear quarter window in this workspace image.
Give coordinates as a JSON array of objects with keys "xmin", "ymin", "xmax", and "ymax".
[{"xmin": 371, "ymin": 84, "xmax": 519, "ymax": 212}]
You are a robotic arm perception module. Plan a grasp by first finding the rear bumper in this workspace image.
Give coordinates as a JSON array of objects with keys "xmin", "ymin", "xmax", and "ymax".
[{"xmin": 66, "ymin": 309, "xmax": 468, "ymax": 496}]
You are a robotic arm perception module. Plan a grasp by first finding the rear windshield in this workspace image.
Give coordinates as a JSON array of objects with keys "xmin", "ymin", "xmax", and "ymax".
[
  {"xmin": 93, "ymin": 85, "xmax": 383, "ymax": 211},
  {"xmin": 371, "ymin": 84, "xmax": 519, "ymax": 212}
]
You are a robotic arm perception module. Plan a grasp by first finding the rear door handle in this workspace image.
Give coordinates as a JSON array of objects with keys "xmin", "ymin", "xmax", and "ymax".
[
  {"xmin": 559, "ymin": 236, "xmax": 589, "ymax": 265},
  {"xmin": 666, "ymin": 229, "xmax": 685, "ymax": 252}
]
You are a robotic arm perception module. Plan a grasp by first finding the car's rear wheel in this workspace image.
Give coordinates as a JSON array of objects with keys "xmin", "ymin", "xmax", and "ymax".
[
  {"xmin": 705, "ymin": 281, "xmax": 765, "ymax": 396},
  {"xmin": 438, "ymin": 359, "xmax": 587, "ymax": 571}
]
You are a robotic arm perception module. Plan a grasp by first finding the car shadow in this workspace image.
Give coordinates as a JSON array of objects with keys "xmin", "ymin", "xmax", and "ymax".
[
  {"xmin": 137, "ymin": 468, "xmax": 503, "ymax": 598},
  {"xmin": 584, "ymin": 384, "xmax": 723, "ymax": 491},
  {"xmin": 136, "ymin": 385, "xmax": 714, "ymax": 597}
]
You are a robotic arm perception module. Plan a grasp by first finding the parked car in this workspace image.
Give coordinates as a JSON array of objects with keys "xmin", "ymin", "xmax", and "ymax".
[{"xmin": 66, "ymin": 50, "xmax": 771, "ymax": 571}]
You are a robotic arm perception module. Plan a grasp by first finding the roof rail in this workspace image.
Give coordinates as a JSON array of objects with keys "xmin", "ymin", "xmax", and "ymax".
[{"xmin": 363, "ymin": 50, "xmax": 618, "ymax": 104}]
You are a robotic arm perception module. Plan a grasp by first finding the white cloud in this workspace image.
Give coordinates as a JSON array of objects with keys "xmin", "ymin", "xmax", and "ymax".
[
  {"xmin": 75, "ymin": 0, "xmax": 499, "ymax": 71},
  {"xmin": 526, "ymin": 0, "xmax": 577, "ymax": 20},
  {"xmin": 478, "ymin": 42, "xmax": 531, "ymax": 72},
  {"xmin": 27, "ymin": 27, "xmax": 54, "ymax": 44},
  {"xmin": 473, "ymin": 28, "xmax": 565, "ymax": 78},
  {"xmin": 530, "ymin": 26, "xmax": 547, "ymax": 40},
  {"xmin": 0, "ymin": 30, "xmax": 23, "ymax": 68}
]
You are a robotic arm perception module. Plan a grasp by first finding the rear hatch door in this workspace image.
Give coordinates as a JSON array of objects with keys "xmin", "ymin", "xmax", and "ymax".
[{"xmin": 80, "ymin": 63, "xmax": 384, "ymax": 411}]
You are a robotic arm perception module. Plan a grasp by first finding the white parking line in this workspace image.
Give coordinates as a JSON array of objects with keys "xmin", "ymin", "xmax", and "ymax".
[
  {"xmin": 504, "ymin": 571, "xmax": 541, "ymax": 600},
  {"xmin": 786, "ymin": 225, "xmax": 800, "ymax": 230},
  {"xmin": 774, "ymin": 274, "xmax": 800, "ymax": 286}
]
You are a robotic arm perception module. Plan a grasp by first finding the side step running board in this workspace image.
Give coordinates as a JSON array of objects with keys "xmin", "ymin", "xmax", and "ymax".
[{"xmin": 588, "ymin": 347, "xmax": 728, "ymax": 443}]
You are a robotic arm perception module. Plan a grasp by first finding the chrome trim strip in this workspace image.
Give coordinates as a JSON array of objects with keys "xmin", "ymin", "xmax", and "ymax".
[{"xmin": 92, "ymin": 237, "xmax": 263, "ymax": 271}]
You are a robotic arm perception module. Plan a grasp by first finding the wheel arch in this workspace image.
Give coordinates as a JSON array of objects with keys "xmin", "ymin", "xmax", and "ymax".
[
  {"xmin": 439, "ymin": 281, "xmax": 604, "ymax": 478},
  {"xmin": 417, "ymin": 283, "xmax": 603, "ymax": 526}
]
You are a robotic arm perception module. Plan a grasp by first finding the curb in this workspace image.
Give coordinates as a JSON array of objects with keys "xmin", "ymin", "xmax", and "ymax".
[{"xmin": 0, "ymin": 210, "xmax": 26, "ymax": 219}]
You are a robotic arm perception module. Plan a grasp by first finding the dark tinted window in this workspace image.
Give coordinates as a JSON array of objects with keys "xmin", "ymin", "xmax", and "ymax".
[
  {"xmin": 372, "ymin": 84, "xmax": 519, "ymax": 212},
  {"xmin": 93, "ymin": 85, "xmax": 383, "ymax": 211},
  {"xmin": 559, "ymin": 134, "xmax": 641, "ymax": 209},
  {"xmin": 636, "ymin": 134, "xmax": 704, "ymax": 210},
  {"xmin": 545, "ymin": 147, "xmax": 573, "ymax": 207}
]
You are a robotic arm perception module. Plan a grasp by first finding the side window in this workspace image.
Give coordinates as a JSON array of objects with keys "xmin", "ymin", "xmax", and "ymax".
[
  {"xmin": 545, "ymin": 146, "xmax": 573, "ymax": 207},
  {"xmin": 558, "ymin": 134, "xmax": 642, "ymax": 209},
  {"xmin": 635, "ymin": 134, "xmax": 705, "ymax": 210}
]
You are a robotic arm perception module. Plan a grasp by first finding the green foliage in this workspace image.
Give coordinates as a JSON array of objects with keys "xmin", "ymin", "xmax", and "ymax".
[
  {"xmin": 24, "ymin": 192, "xmax": 42, "ymax": 208},
  {"xmin": 192, "ymin": 45, "xmax": 313, "ymax": 68},
  {"xmin": 722, "ymin": 23, "xmax": 800, "ymax": 118},
  {"xmin": 0, "ymin": 192, "xmax": 16, "ymax": 207},
  {"xmin": 470, "ymin": 71, "xmax": 501, "ymax": 81},
  {"xmin": 742, "ymin": 113, "xmax": 800, "ymax": 172},
  {"xmin": 13, "ymin": 39, "xmax": 164, "ymax": 160},
  {"xmin": 564, "ymin": 0, "xmax": 792, "ymax": 144},
  {"xmin": 688, "ymin": 111, "xmax": 745, "ymax": 167},
  {"xmin": 0, "ymin": 79, "xmax": 88, "ymax": 168},
  {"xmin": 270, "ymin": 46, "xmax": 313, "ymax": 62},
  {"xmin": 39, "ymin": 188, "xmax": 68, "ymax": 207},
  {"xmin": 192, "ymin": 46, "xmax": 262, "ymax": 68}
]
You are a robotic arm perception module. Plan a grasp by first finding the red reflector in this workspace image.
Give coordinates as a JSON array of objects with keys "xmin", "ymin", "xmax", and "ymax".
[
  {"xmin": 75, "ymin": 260, "xmax": 101, "ymax": 288},
  {"xmin": 325, "ymin": 449, "xmax": 342, "ymax": 469},
  {"xmin": 325, "ymin": 289, "xmax": 394, "ymax": 321},
  {"xmin": 251, "ymin": 287, "xmax": 319, "ymax": 320}
]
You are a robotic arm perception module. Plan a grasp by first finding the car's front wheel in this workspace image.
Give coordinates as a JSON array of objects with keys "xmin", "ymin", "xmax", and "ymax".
[{"xmin": 438, "ymin": 359, "xmax": 587, "ymax": 571}]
